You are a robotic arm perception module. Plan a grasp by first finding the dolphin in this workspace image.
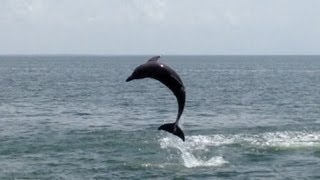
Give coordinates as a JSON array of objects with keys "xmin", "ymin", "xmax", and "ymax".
[{"xmin": 126, "ymin": 56, "xmax": 186, "ymax": 141}]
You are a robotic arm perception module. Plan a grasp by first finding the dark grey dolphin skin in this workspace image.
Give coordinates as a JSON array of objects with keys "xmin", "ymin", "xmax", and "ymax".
[{"xmin": 126, "ymin": 56, "xmax": 186, "ymax": 141}]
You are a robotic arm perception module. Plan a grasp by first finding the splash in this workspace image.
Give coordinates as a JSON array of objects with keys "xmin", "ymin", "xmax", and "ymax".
[
  {"xmin": 159, "ymin": 136, "xmax": 228, "ymax": 168},
  {"xmin": 180, "ymin": 151, "xmax": 227, "ymax": 168}
]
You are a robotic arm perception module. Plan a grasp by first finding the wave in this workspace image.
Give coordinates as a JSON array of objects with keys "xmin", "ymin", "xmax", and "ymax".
[{"xmin": 159, "ymin": 131, "xmax": 320, "ymax": 168}]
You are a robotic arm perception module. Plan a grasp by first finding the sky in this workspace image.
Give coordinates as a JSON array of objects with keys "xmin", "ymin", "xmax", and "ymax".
[{"xmin": 0, "ymin": 0, "xmax": 320, "ymax": 55}]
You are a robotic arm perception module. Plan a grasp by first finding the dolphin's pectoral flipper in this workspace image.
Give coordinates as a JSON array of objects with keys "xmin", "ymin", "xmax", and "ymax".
[
  {"xmin": 170, "ymin": 71, "xmax": 184, "ymax": 85},
  {"xmin": 158, "ymin": 123, "xmax": 185, "ymax": 141}
]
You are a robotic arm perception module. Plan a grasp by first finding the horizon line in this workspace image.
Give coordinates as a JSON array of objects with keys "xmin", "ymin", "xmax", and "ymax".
[{"xmin": 1, "ymin": 54, "xmax": 320, "ymax": 56}]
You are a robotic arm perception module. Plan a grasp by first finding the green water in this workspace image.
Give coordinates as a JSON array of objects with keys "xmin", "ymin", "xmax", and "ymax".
[{"xmin": 0, "ymin": 55, "xmax": 320, "ymax": 179}]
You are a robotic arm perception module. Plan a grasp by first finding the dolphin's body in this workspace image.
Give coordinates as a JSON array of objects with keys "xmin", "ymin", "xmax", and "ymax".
[{"xmin": 126, "ymin": 56, "xmax": 186, "ymax": 141}]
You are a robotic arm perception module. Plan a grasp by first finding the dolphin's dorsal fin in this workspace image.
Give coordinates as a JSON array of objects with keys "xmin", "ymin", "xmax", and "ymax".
[{"xmin": 147, "ymin": 55, "xmax": 161, "ymax": 62}]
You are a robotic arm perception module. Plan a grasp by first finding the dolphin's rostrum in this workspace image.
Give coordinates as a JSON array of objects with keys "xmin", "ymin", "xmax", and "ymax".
[{"xmin": 126, "ymin": 56, "xmax": 186, "ymax": 141}]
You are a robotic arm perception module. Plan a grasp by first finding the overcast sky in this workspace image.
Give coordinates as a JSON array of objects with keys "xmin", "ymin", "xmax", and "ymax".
[{"xmin": 1, "ymin": 0, "xmax": 320, "ymax": 55}]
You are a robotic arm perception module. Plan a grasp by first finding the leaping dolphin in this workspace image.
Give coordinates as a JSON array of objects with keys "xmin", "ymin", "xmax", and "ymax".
[{"xmin": 126, "ymin": 56, "xmax": 186, "ymax": 141}]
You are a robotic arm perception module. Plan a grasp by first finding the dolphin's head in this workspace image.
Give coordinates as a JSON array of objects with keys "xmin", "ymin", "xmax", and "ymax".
[{"xmin": 126, "ymin": 65, "xmax": 149, "ymax": 82}]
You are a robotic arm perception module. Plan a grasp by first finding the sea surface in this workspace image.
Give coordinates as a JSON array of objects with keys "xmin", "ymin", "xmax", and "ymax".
[{"xmin": 0, "ymin": 55, "xmax": 320, "ymax": 179}]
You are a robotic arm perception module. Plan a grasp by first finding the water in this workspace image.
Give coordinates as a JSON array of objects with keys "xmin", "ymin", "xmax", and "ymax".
[{"xmin": 0, "ymin": 55, "xmax": 320, "ymax": 179}]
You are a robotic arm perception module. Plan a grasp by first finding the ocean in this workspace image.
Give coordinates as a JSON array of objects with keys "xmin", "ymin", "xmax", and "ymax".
[{"xmin": 0, "ymin": 55, "xmax": 320, "ymax": 179}]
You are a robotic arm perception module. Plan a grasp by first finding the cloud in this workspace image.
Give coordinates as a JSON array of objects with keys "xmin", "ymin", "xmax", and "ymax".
[
  {"xmin": 1, "ymin": 0, "xmax": 320, "ymax": 54},
  {"xmin": 130, "ymin": 0, "xmax": 166, "ymax": 22},
  {"xmin": 0, "ymin": 0, "xmax": 43, "ymax": 23}
]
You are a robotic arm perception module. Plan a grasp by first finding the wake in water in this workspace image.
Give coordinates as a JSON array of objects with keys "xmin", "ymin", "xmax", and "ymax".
[{"xmin": 159, "ymin": 131, "xmax": 320, "ymax": 168}]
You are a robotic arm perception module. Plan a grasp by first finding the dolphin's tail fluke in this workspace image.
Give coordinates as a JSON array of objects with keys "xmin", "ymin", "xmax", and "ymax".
[{"xmin": 158, "ymin": 123, "xmax": 185, "ymax": 141}]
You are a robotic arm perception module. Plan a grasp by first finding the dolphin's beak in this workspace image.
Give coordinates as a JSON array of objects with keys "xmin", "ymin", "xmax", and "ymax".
[{"xmin": 126, "ymin": 75, "xmax": 134, "ymax": 82}]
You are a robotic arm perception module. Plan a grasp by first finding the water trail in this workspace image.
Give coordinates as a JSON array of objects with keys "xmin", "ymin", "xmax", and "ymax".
[
  {"xmin": 192, "ymin": 131, "xmax": 320, "ymax": 148},
  {"xmin": 173, "ymin": 131, "xmax": 320, "ymax": 149},
  {"xmin": 250, "ymin": 131, "xmax": 320, "ymax": 148},
  {"xmin": 159, "ymin": 131, "xmax": 320, "ymax": 167}
]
